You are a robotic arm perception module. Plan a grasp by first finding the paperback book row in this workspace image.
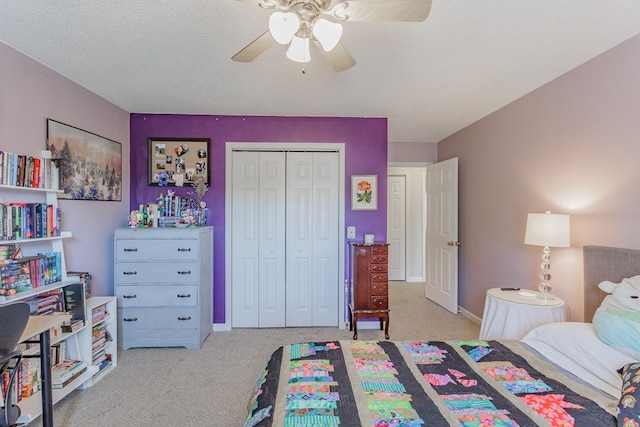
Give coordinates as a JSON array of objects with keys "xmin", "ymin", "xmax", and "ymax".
[
  {"xmin": 0, "ymin": 249, "xmax": 62, "ymax": 297},
  {"xmin": 1, "ymin": 344, "xmax": 86, "ymax": 405},
  {"xmin": 0, "ymin": 150, "xmax": 62, "ymax": 190},
  {"xmin": 0, "ymin": 202, "xmax": 62, "ymax": 241}
]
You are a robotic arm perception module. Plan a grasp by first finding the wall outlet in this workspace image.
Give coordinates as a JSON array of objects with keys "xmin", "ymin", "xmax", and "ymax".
[{"xmin": 347, "ymin": 226, "xmax": 356, "ymax": 239}]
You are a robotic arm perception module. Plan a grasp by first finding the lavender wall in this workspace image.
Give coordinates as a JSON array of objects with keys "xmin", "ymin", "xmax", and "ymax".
[
  {"xmin": 0, "ymin": 42, "xmax": 130, "ymax": 298},
  {"xmin": 388, "ymin": 141, "xmax": 438, "ymax": 163},
  {"xmin": 439, "ymin": 34, "xmax": 640, "ymax": 320},
  {"xmin": 130, "ymin": 114, "xmax": 388, "ymax": 324}
]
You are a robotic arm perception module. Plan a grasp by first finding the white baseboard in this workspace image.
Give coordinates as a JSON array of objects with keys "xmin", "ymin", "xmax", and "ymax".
[
  {"xmin": 459, "ymin": 306, "xmax": 482, "ymax": 325},
  {"xmin": 212, "ymin": 322, "xmax": 231, "ymax": 332}
]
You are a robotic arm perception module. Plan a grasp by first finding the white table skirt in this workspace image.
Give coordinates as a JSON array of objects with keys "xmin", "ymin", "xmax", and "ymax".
[{"xmin": 479, "ymin": 288, "xmax": 568, "ymax": 340}]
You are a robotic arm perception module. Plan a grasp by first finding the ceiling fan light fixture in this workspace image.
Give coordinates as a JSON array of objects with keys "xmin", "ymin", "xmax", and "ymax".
[
  {"xmin": 312, "ymin": 18, "xmax": 342, "ymax": 52},
  {"xmin": 286, "ymin": 36, "xmax": 311, "ymax": 63},
  {"xmin": 269, "ymin": 11, "xmax": 300, "ymax": 45}
]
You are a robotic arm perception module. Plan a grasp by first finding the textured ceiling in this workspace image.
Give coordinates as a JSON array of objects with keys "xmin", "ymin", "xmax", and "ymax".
[{"xmin": 1, "ymin": 1, "xmax": 639, "ymax": 142}]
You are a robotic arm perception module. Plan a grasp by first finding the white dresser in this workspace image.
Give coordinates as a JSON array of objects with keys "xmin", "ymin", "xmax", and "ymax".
[{"xmin": 114, "ymin": 227, "xmax": 213, "ymax": 349}]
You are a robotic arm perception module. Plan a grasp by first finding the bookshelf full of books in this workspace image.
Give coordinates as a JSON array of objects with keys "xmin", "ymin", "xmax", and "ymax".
[
  {"xmin": 0, "ymin": 150, "xmax": 116, "ymax": 424},
  {"xmin": 79, "ymin": 296, "xmax": 118, "ymax": 388}
]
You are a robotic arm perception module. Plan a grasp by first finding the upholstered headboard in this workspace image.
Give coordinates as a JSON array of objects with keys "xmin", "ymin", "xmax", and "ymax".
[{"xmin": 583, "ymin": 245, "xmax": 640, "ymax": 322}]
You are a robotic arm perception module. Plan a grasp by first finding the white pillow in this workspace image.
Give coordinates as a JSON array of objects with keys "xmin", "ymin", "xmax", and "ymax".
[{"xmin": 522, "ymin": 322, "xmax": 635, "ymax": 397}]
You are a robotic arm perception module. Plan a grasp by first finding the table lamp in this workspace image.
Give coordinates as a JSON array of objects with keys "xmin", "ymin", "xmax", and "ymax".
[{"xmin": 524, "ymin": 211, "xmax": 570, "ymax": 302}]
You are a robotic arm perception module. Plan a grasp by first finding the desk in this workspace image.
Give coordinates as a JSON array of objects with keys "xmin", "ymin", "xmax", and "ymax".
[
  {"xmin": 19, "ymin": 315, "xmax": 69, "ymax": 427},
  {"xmin": 479, "ymin": 288, "xmax": 568, "ymax": 340}
]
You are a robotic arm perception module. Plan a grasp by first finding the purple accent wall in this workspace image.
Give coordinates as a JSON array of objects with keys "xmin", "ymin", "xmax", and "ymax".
[{"xmin": 130, "ymin": 114, "xmax": 388, "ymax": 324}]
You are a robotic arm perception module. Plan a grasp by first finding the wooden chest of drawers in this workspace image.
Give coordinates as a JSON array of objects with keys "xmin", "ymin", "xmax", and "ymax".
[
  {"xmin": 114, "ymin": 227, "xmax": 213, "ymax": 349},
  {"xmin": 349, "ymin": 243, "xmax": 390, "ymax": 340}
]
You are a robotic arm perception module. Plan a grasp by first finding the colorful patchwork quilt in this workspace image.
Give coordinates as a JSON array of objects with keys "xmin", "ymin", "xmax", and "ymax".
[{"xmin": 244, "ymin": 340, "xmax": 619, "ymax": 427}]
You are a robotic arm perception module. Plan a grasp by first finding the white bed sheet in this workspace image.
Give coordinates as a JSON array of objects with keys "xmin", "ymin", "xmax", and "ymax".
[{"xmin": 521, "ymin": 321, "xmax": 634, "ymax": 398}]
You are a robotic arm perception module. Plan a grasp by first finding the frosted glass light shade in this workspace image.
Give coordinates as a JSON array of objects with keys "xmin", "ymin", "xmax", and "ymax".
[
  {"xmin": 524, "ymin": 212, "xmax": 570, "ymax": 247},
  {"xmin": 286, "ymin": 36, "xmax": 310, "ymax": 63},
  {"xmin": 269, "ymin": 12, "xmax": 300, "ymax": 45},
  {"xmin": 312, "ymin": 18, "xmax": 342, "ymax": 51}
]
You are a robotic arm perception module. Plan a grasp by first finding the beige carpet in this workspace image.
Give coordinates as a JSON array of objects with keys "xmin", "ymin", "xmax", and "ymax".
[{"xmin": 29, "ymin": 282, "xmax": 479, "ymax": 427}]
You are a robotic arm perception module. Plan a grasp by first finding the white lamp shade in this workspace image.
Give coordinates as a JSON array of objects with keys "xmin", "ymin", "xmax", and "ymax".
[
  {"xmin": 286, "ymin": 36, "xmax": 310, "ymax": 63},
  {"xmin": 269, "ymin": 12, "xmax": 300, "ymax": 45},
  {"xmin": 524, "ymin": 212, "xmax": 570, "ymax": 247},
  {"xmin": 312, "ymin": 18, "xmax": 342, "ymax": 52}
]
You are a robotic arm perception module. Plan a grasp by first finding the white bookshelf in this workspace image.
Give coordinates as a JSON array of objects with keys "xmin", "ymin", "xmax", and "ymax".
[
  {"xmin": 0, "ymin": 151, "xmax": 116, "ymax": 424},
  {"xmin": 80, "ymin": 296, "xmax": 118, "ymax": 388}
]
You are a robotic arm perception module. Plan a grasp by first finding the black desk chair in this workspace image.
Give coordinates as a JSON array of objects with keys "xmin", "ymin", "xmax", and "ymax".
[{"xmin": 0, "ymin": 302, "xmax": 30, "ymax": 427}]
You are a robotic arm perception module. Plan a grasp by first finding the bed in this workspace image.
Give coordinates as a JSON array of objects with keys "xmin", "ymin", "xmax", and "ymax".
[{"xmin": 244, "ymin": 245, "xmax": 640, "ymax": 426}]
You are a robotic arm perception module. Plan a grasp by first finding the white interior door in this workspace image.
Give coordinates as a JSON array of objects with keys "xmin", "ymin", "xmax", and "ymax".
[
  {"xmin": 231, "ymin": 151, "xmax": 286, "ymax": 327},
  {"xmin": 426, "ymin": 158, "xmax": 459, "ymax": 313},
  {"xmin": 286, "ymin": 152, "xmax": 339, "ymax": 326},
  {"xmin": 387, "ymin": 175, "xmax": 406, "ymax": 281}
]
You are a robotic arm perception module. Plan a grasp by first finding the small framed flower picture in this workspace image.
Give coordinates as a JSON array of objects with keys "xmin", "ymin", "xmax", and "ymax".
[{"xmin": 351, "ymin": 175, "xmax": 378, "ymax": 211}]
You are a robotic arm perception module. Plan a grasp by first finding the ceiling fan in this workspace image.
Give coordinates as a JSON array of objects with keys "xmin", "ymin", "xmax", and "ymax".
[{"xmin": 232, "ymin": 0, "xmax": 432, "ymax": 72}]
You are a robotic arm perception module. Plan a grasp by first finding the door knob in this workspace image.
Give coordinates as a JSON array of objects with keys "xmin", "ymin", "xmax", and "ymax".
[{"xmin": 447, "ymin": 241, "xmax": 461, "ymax": 246}]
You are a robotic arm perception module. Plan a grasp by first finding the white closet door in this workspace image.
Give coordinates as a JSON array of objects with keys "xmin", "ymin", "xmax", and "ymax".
[
  {"xmin": 231, "ymin": 151, "xmax": 286, "ymax": 327},
  {"xmin": 286, "ymin": 152, "xmax": 339, "ymax": 326}
]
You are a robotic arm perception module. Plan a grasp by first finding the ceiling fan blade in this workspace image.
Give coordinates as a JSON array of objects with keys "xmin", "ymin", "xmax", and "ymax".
[
  {"xmin": 333, "ymin": 0, "xmax": 432, "ymax": 22},
  {"xmin": 232, "ymin": 31, "xmax": 275, "ymax": 62},
  {"xmin": 314, "ymin": 41, "xmax": 356, "ymax": 72}
]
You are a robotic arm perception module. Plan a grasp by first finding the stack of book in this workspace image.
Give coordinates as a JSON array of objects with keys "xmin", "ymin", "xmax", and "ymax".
[
  {"xmin": 0, "ymin": 251, "xmax": 62, "ymax": 298},
  {"xmin": 61, "ymin": 319, "xmax": 84, "ymax": 333},
  {"xmin": 51, "ymin": 359, "xmax": 87, "ymax": 390},
  {"xmin": 35, "ymin": 289, "xmax": 64, "ymax": 315}
]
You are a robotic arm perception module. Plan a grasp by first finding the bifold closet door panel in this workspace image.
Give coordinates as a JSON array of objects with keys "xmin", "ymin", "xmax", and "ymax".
[
  {"xmin": 285, "ymin": 152, "xmax": 339, "ymax": 327},
  {"xmin": 231, "ymin": 151, "xmax": 286, "ymax": 327}
]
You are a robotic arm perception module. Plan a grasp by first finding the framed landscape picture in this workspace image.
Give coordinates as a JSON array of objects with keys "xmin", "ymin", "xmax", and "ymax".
[
  {"xmin": 46, "ymin": 119, "xmax": 122, "ymax": 201},
  {"xmin": 148, "ymin": 138, "xmax": 210, "ymax": 186},
  {"xmin": 351, "ymin": 174, "xmax": 378, "ymax": 211}
]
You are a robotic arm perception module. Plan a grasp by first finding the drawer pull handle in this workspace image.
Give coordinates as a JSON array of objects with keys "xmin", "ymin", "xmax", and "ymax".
[
  {"xmin": 123, "ymin": 294, "xmax": 137, "ymax": 299},
  {"xmin": 177, "ymin": 248, "xmax": 191, "ymax": 252},
  {"xmin": 178, "ymin": 316, "xmax": 192, "ymax": 321},
  {"xmin": 124, "ymin": 248, "xmax": 138, "ymax": 252},
  {"xmin": 177, "ymin": 294, "xmax": 191, "ymax": 298},
  {"xmin": 123, "ymin": 271, "xmax": 137, "ymax": 275},
  {"xmin": 178, "ymin": 270, "xmax": 191, "ymax": 275},
  {"xmin": 123, "ymin": 317, "xmax": 138, "ymax": 322}
]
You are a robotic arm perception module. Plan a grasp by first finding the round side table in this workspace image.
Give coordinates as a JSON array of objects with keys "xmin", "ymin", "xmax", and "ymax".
[{"xmin": 479, "ymin": 288, "xmax": 568, "ymax": 340}]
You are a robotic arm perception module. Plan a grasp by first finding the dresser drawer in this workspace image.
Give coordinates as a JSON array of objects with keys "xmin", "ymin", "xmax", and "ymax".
[
  {"xmin": 370, "ymin": 296, "xmax": 388, "ymax": 309},
  {"xmin": 119, "ymin": 307, "xmax": 199, "ymax": 330},
  {"xmin": 119, "ymin": 329, "xmax": 200, "ymax": 350},
  {"xmin": 371, "ymin": 273, "xmax": 388, "ymax": 283},
  {"xmin": 116, "ymin": 285, "xmax": 198, "ymax": 307},
  {"xmin": 371, "ymin": 264, "xmax": 388, "ymax": 273},
  {"xmin": 115, "ymin": 262, "xmax": 198, "ymax": 284},
  {"xmin": 371, "ymin": 255, "xmax": 388, "ymax": 264},
  {"xmin": 371, "ymin": 245, "xmax": 388, "ymax": 256},
  {"xmin": 371, "ymin": 282, "xmax": 388, "ymax": 296},
  {"xmin": 116, "ymin": 239, "xmax": 198, "ymax": 261}
]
